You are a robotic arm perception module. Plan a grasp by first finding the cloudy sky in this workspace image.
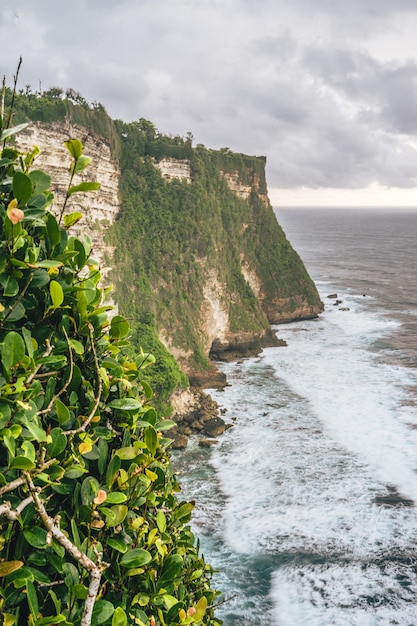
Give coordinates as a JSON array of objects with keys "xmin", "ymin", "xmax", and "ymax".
[{"xmin": 2, "ymin": 0, "xmax": 417, "ymax": 206}]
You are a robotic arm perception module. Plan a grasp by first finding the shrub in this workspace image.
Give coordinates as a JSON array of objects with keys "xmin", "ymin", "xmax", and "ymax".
[{"xmin": 0, "ymin": 113, "xmax": 220, "ymax": 624}]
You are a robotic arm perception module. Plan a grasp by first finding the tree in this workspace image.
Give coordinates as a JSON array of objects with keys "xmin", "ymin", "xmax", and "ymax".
[{"xmin": 0, "ymin": 107, "xmax": 220, "ymax": 623}]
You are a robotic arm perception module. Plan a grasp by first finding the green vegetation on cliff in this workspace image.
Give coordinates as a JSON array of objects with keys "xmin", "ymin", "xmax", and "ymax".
[{"xmin": 5, "ymin": 86, "xmax": 323, "ymax": 404}]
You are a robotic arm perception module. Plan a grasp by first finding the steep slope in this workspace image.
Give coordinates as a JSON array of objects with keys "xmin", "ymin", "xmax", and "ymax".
[{"xmin": 11, "ymin": 97, "xmax": 323, "ymax": 398}]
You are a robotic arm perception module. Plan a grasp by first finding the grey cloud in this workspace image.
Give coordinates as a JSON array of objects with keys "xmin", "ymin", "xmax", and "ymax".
[{"xmin": 2, "ymin": 0, "xmax": 417, "ymax": 191}]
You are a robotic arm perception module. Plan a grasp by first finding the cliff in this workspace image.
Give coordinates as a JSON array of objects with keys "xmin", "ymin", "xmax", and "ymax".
[{"xmin": 11, "ymin": 99, "xmax": 323, "ymax": 409}]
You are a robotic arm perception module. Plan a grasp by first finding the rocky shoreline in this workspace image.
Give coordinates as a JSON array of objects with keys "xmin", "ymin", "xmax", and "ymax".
[{"xmin": 170, "ymin": 386, "xmax": 230, "ymax": 449}]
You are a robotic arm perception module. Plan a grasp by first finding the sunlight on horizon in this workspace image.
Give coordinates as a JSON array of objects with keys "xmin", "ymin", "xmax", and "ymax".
[{"xmin": 270, "ymin": 184, "xmax": 417, "ymax": 208}]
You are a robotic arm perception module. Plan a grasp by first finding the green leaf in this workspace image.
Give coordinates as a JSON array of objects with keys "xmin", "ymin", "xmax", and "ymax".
[
  {"xmin": 120, "ymin": 548, "xmax": 152, "ymax": 569},
  {"xmin": 10, "ymin": 456, "xmax": 36, "ymax": 470},
  {"xmin": 157, "ymin": 554, "xmax": 183, "ymax": 588},
  {"xmin": 69, "ymin": 338, "xmax": 84, "ymax": 354},
  {"xmin": 109, "ymin": 316, "xmax": 130, "ymax": 339},
  {"xmin": 0, "ymin": 123, "xmax": 28, "ymax": 141},
  {"xmin": 22, "ymin": 327, "xmax": 34, "ymax": 359},
  {"xmin": 194, "ymin": 595, "xmax": 208, "ymax": 621},
  {"xmin": 91, "ymin": 600, "xmax": 115, "ymax": 626},
  {"xmin": 50, "ymin": 280, "xmax": 64, "ymax": 308},
  {"xmin": 68, "ymin": 181, "xmax": 101, "ymax": 195},
  {"xmin": 74, "ymin": 155, "xmax": 91, "ymax": 173},
  {"xmin": 105, "ymin": 505, "xmax": 128, "ymax": 527},
  {"xmin": 104, "ymin": 492, "xmax": 127, "ymax": 504},
  {"xmin": 1, "ymin": 331, "xmax": 25, "ymax": 374},
  {"xmin": 46, "ymin": 428, "xmax": 67, "ymax": 457},
  {"xmin": 29, "ymin": 170, "xmax": 51, "ymax": 194},
  {"xmin": 156, "ymin": 419, "xmax": 177, "ymax": 431},
  {"xmin": 23, "ymin": 527, "xmax": 48, "ymax": 549},
  {"xmin": 46, "ymin": 213, "xmax": 61, "ymax": 246},
  {"xmin": 26, "ymin": 580, "xmax": 39, "ymax": 618},
  {"xmin": 64, "ymin": 138, "xmax": 83, "ymax": 159},
  {"xmin": 106, "ymin": 454, "xmax": 121, "ymax": 489},
  {"xmin": 63, "ymin": 211, "xmax": 83, "ymax": 228},
  {"xmin": 115, "ymin": 446, "xmax": 139, "ymax": 460},
  {"xmin": 144, "ymin": 426, "xmax": 158, "ymax": 455},
  {"xmin": 55, "ymin": 400, "xmax": 70, "ymax": 425},
  {"xmin": 156, "ymin": 511, "xmax": 167, "ymax": 533},
  {"xmin": 36, "ymin": 615, "xmax": 67, "ymax": 625},
  {"xmin": 35, "ymin": 260, "xmax": 63, "ymax": 269},
  {"xmin": 112, "ymin": 606, "xmax": 128, "ymax": 626},
  {"xmin": 108, "ymin": 398, "xmax": 141, "ymax": 412},
  {"xmin": 13, "ymin": 171, "xmax": 33, "ymax": 206},
  {"xmin": 3, "ymin": 276, "xmax": 19, "ymax": 297},
  {"xmin": 106, "ymin": 538, "xmax": 129, "ymax": 554}
]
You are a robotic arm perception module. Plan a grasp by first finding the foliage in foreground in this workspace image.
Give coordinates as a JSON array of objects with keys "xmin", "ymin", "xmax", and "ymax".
[{"xmin": 0, "ymin": 116, "xmax": 220, "ymax": 625}]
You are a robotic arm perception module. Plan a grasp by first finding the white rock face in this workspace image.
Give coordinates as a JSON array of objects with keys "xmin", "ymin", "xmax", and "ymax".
[
  {"xmin": 16, "ymin": 122, "xmax": 120, "ymax": 309},
  {"xmin": 220, "ymin": 169, "xmax": 269, "ymax": 205},
  {"xmin": 154, "ymin": 158, "xmax": 191, "ymax": 182}
]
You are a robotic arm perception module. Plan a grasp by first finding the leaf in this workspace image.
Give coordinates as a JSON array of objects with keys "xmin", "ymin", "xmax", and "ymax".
[
  {"xmin": 73, "ymin": 155, "xmax": 91, "ymax": 173},
  {"xmin": 69, "ymin": 338, "xmax": 84, "ymax": 354},
  {"xmin": 46, "ymin": 213, "xmax": 61, "ymax": 246},
  {"xmin": 104, "ymin": 492, "xmax": 127, "ymax": 504},
  {"xmin": 79, "ymin": 442, "xmax": 92, "ymax": 455},
  {"xmin": 156, "ymin": 419, "xmax": 177, "ymax": 431},
  {"xmin": 112, "ymin": 606, "xmax": 128, "ymax": 626},
  {"xmin": 63, "ymin": 211, "xmax": 83, "ymax": 228},
  {"xmin": 106, "ymin": 538, "xmax": 129, "ymax": 554},
  {"xmin": 3, "ymin": 276, "xmax": 19, "ymax": 297},
  {"xmin": 68, "ymin": 181, "xmax": 101, "ymax": 195},
  {"xmin": 26, "ymin": 579, "xmax": 39, "ymax": 618},
  {"xmin": 29, "ymin": 170, "xmax": 52, "ymax": 194},
  {"xmin": 0, "ymin": 122, "xmax": 28, "ymax": 141},
  {"xmin": 156, "ymin": 511, "xmax": 167, "ymax": 533},
  {"xmin": 0, "ymin": 560, "xmax": 24, "ymax": 577},
  {"xmin": 105, "ymin": 505, "xmax": 128, "ymax": 528},
  {"xmin": 106, "ymin": 454, "xmax": 121, "ymax": 488},
  {"xmin": 35, "ymin": 260, "xmax": 63, "ymax": 269},
  {"xmin": 91, "ymin": 600, "xmax": 115, "ymax": 626},
  {"xmin": 109, "ymin": 316, "xmax": 130, "ymax": 339},
  {"xmin": 13, "ymin": 171, "xmax": 33, "ymax": 206},
  {"xmin": 115, "ymin": 447, "xmax": 140, "ymax": 460},
  {"xmin": 120, "ymin": 548, "xmax": 152, "ymax": 569},
  {"xmin": 10, "ymin": 456, "xmax": 36, "ymax": 470},
  {"xmin": 108, "ymin": 398, "xmax": 142, "ymax": 412},
  {"xmin": 144, "ymin": 426, "xmax": 158, "ymax": 455},
  {"xmin": 64, "ymin": 138, "xmax": 83, "ymax": 159},
  {"xmin": 193, "ymin": 595, "xmax": 208, "ymax": 621},
  {"xmin": 1, "ymin": 331, "xmax": 25, "ymax": 374},
  {"xmin": 46, "ymin": 428, "xmax": 67, "ymax": 457},
  {"xmin": 55, "ymin": 399, "xmax": 70, "ymax": 425},
  {"xmin": 157, "ymin": 554, "xmax": 183, "ymax": 588},
  {"xmin": 23, "ymin": 527, "xmax": 48, "ymax": 549},
  {"xmin": 50, "ymin": 280, "xmax": 64, "ymax": 308}
]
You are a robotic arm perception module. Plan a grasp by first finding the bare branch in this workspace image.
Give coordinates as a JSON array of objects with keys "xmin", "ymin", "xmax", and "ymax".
[{"xmin": 24, "ymin": 472, "xmax": 106, "ymax": 626}]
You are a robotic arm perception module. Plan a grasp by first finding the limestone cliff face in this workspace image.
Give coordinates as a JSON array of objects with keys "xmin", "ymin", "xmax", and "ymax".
[{"xmin": 16, "ymin": 122, "xmax": 120, "ymax": 302}]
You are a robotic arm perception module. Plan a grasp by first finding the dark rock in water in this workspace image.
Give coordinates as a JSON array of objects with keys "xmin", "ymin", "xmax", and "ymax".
[
  {"xmin": 171, "ymin": 433, "xmax": 189, "ymax": 450},
  {"xmin": 327, "ymin": 293, "xmax": 338, "ymax": 299},
  {"xmin": 339, "ymin": 307, "xmax": 350, "ymax": 311},
  {"xmin": 373, "ymin": 486, "xmax": 414, "ymax": 508},
  {"xmin": 198, "ymin": 439, "xmax": 219, "ymax": 448},
  {"xmin": 204, "ymin": 416, "xmax": 226, "ymax": 437}
]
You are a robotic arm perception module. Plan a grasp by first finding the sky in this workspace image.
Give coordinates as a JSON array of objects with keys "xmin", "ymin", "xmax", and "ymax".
[{"xmin": 2, "ymin": 0, "xmax": 417, "ymax": 207}]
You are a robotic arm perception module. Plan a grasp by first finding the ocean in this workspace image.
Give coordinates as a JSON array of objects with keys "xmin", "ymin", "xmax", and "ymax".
[{"xmin": 173, "ymin": 207, "xmax": 417, "ymax": 626}]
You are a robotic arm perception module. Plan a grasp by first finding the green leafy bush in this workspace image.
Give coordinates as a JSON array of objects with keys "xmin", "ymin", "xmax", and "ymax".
[{"xmin": 0, "ymin": 113, "xmax": 220, "ymax": 624}]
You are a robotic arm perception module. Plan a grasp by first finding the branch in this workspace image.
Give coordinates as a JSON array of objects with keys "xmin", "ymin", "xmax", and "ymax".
[
  {"xmin": 0, "ymin": 458, "xmax": 56, "ymax": 497},
  {"xmin": 0, "ymin": 496, "xmax": 32, "ymax": 521},
  {"xmin": 24, "ymin": 472, "xmax": 106, "ymax": 626}
]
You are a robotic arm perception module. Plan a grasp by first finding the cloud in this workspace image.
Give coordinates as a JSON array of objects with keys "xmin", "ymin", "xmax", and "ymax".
[{"xmin": 2, "ymin": 0, "xmax": 417, "ymax": 192}]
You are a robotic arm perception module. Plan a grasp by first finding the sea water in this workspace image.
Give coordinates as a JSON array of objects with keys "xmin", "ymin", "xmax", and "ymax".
[{"xmin": 174, "ymin": 208, "xmax": 417, "ymax": 625}]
